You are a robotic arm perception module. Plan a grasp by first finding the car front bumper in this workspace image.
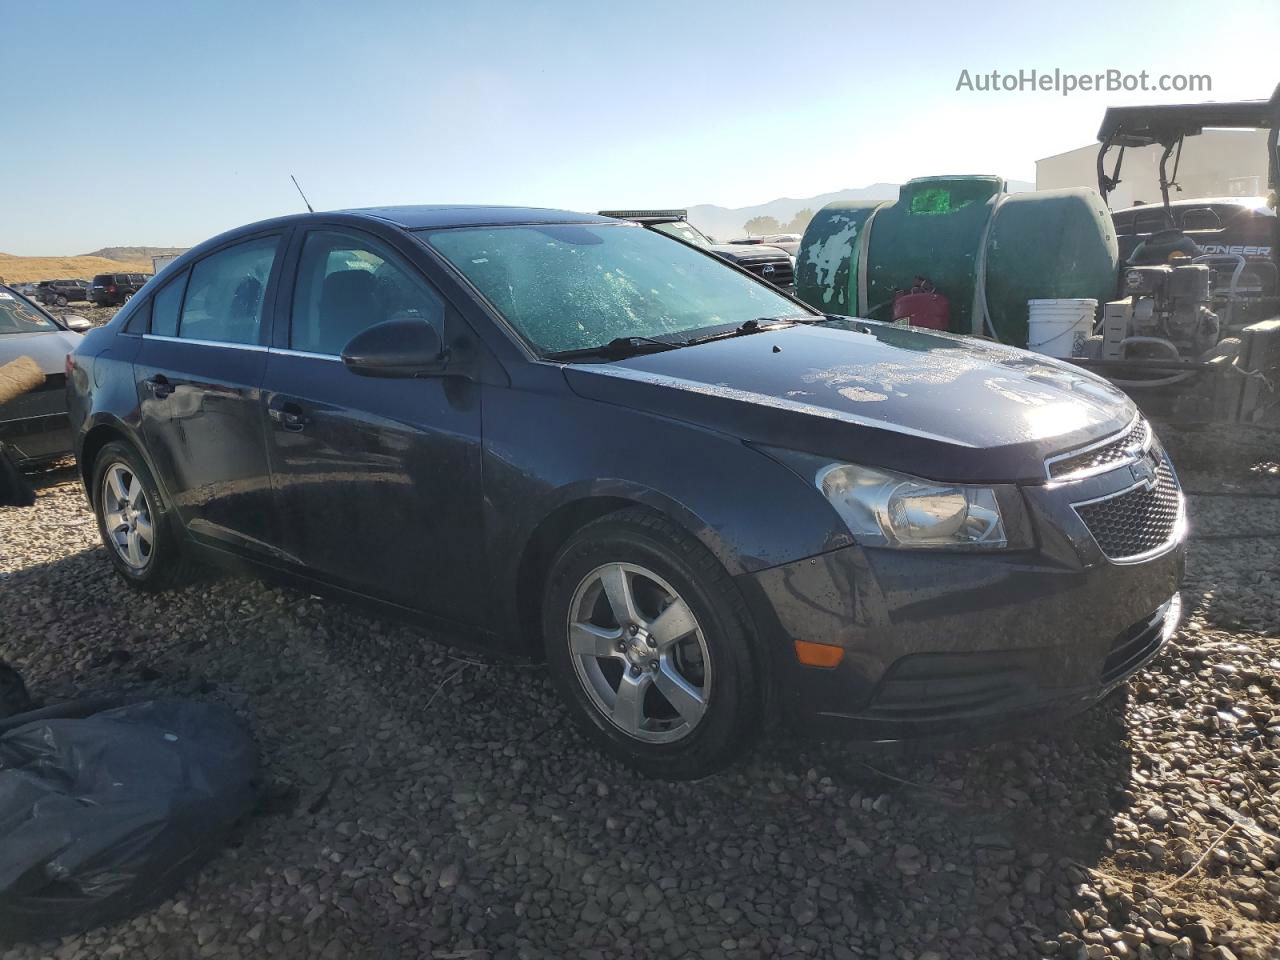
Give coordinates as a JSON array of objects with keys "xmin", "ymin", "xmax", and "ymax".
[{"xmin": 738, "ymin": 530, "xmax": 1185, "ymax": 741}]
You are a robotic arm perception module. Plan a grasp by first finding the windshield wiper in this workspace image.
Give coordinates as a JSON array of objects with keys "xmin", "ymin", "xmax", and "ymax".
[
  {"xmin": 682, "ymin": 315, "xmax": 813, "ymax": 347},
  {"xmin": 544, "ymin": 335, "xmax": 685, "ymax": 362}
]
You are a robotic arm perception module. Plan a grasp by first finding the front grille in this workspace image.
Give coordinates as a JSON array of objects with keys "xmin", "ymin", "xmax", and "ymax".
[
  {"xmin": 1048, "ymin": 417, "xmax": 1149, "ymax": 481},
  {"xmin": 866, "ymin": 651, "xmax": 1034, "ymax": 720},
  {"xmin": 1101, "ymin": 601, "xmax": 1172, "ymax": 685},
  {"xmin": 1075, "ymin": 455, "xmax": 1181, "ymax": 560},
  {"xmin": 739, "ymin": 258, "xmax": 794, "ymax": 286}
]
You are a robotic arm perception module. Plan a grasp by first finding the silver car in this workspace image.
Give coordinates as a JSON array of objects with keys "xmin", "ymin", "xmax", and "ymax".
[{"xmin": 0, "ymin": 286, "xmax": 87, "ymax": 464}]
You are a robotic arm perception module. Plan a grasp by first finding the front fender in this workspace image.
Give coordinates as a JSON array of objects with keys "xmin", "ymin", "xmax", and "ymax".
[{"xmin": 482, "ymin": 377, "xmax": 851, "ymax": 640}]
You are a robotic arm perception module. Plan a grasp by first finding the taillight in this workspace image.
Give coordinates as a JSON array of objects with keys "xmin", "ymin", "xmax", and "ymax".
[
  {"xmin": 107, "ymin": 285, "xmax": 117, "ymax": 293},
  {"xmin": 65, "ymin": 354, "xmax": 74, "ymax": 376}
]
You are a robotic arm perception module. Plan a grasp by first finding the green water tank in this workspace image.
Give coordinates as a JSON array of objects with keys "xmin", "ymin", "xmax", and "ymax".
[
  {"xmin": 792, "ymin": 200, "xmax": 882, "ymax": 313},
  {"xmin": 983, "ymin": 188, "xmax": 1120, "ymax": 345},
  {"xmin": 795, "ymin": 176, "xmax": 1120, "ymax": 347}
]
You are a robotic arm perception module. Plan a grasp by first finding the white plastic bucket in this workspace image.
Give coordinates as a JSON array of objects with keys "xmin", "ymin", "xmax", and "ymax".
[{"xmin": 1026, "ymin": 298, "xmax": 1096, "ymax": 358}]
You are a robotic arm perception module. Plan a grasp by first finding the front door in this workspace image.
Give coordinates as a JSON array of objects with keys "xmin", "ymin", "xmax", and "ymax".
[
  {"xmin": 262, "ymin": 227, "xmax": 486, "ymax": 625},
  {"xmin": 133, "ymin": 233, "xmax": 283, "ymax": 556}
]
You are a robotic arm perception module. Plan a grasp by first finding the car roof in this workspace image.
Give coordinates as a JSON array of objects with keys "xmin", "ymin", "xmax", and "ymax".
[
  {"xmin": 155, "ymin": 206, "xmax": 624, "ymax": 279},
  {"xmin": 339, "ymin": 205, "xmax": 616, "ymax": 229}
]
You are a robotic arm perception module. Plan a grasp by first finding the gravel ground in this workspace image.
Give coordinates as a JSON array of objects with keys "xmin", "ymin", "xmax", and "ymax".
[{"xmin": 1, "ymin": 424, "xmax": 1278, "ymax": 960}]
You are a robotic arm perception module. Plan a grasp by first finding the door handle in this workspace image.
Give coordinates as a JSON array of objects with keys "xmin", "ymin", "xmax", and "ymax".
[
  {"xmin": 268, "ymin": 398, "xmax": 309, "ymax": 432},
  {"xmin": 145, "ymin": 374, "xmax": 174, "ymax": 399}
]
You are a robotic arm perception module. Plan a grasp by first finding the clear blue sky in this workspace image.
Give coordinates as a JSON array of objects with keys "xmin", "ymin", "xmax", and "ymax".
[{"xmin": 3, "ymin": 0, "xmax": 1277, "ymax": 254}]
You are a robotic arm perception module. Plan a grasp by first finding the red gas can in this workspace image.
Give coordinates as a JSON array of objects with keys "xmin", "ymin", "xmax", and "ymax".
[{"xmin": 892, "ymin": 278, "xmax": 951, "ymax": 331}]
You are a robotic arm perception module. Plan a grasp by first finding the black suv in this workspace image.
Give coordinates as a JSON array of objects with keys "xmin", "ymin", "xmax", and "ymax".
[
  {"xmin": 37, "ymin": 279, "xmax": 90, "ymax": 306},
  {"xmin": 90, "ymin": 273, "xmax": 151, "ymax": 307},
  {"xmin": 599, "ymin": 210, "xmax": 795, "ymax": 290}
]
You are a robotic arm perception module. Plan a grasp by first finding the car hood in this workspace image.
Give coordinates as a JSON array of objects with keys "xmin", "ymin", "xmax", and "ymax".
[
  {"xmin": 562, "ymin": 320, "xmax": 1137, "ymax": 484},
  {"xmin": 709, "ymin": 243, "xmax": 791, "ymax": 262},
  {"xmin": 0, "ymin": 330, "xmax": 82, "ymax": 376}
]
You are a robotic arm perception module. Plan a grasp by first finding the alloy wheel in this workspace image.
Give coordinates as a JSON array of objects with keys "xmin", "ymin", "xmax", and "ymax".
[
  {"xmin": 566, "ymin": 562, "xmax": 711, "ymax": 743},
  {"xmin": 101, "ymin": 462, "xmax": 155, "ymax": 570}
]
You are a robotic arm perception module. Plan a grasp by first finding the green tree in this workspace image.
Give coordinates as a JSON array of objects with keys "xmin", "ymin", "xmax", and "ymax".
[
  {"xmin": 743, "ymin": 215, "xmax": 782, "ymax": 236},
  {"xmin": 785, "ymin": 208, "xmax": 815, "ymax": 234}
]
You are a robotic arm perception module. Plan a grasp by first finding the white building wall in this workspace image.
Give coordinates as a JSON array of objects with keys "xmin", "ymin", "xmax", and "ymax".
[{"xmin": 1036, "ymin": 129, "xmax": 1270, "ymax": 207}]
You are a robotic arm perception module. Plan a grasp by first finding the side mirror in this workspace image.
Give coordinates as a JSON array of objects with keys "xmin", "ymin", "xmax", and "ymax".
[
  {"xmin": 63, "ymin": 315, "xmax": 92, "ymax": 332},
  {"xmin": 340, "ymin": 318, "xmax": 446, "ymax": 378}
]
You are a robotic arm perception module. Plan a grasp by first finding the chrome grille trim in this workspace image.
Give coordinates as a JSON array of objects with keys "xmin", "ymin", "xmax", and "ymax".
[{"xmin": 1045, "ymin": 415, "xmax": 1151, "ymax": 482}]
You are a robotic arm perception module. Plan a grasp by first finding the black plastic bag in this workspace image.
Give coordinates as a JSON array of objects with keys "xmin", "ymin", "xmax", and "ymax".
[
  {"xmin": 0, "ymin": 663, "xmax": 31, "ymax": 719},
  {"xmin": 0, "ymin": 700, "xmax": 257, "ymax": 941},
  {"xmin": 0, "ymin": 442, "xmax": 34, "ymax": 508}
]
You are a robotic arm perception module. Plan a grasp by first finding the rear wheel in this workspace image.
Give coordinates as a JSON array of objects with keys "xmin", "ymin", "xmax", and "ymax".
[
  {"xmin": 91, "ymin": 441, "xmax": 194, "ymax": 591},
  {"xmin": 55, "ymin": 295, "xmax": 67, "ymax": 306},
  {"xmin": 542, "ymin": 509, "xmax": 760, "ymax": 779}
]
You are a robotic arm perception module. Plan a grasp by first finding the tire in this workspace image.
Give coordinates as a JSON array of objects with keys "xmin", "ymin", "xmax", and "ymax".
[
  {"xmin": 55, "ymin": 295, "xmax": 67, "ymax": 306},
  {"xmin": 90, "ymin": 441, "xmax": 195, "ymax": 591},
  {"xmin": 542, "ymin": 508, "xmax": 760, "ymax": 779}
]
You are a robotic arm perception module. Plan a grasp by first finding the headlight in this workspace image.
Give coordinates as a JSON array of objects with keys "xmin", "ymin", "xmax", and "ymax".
[{"xmin": 816, "ymin": 463, "xmax": 1007, "ymax": 549}]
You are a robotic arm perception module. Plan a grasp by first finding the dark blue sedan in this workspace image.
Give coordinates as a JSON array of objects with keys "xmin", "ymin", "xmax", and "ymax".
[{"xmin": 67, "ymin": 206, "xmax": 1185, "ymax": 778}]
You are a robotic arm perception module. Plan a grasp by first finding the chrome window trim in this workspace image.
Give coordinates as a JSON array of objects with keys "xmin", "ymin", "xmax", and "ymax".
[
  {"xmin": 267, "ymin": 347, "xmax": 343, "ymax": 363},
  {"xmin": 142, "ymin": 333, "xmax": 268, "ymax": 352},
  {"xmin": 1045, "ymin": 414, "xmax": 1150, "ymax": 483}
]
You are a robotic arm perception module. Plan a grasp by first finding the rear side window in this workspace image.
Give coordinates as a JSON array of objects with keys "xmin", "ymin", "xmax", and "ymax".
[
  {"xmin": 179, "ymin": 236, "xmax": 279, "ymax": 345},
  {"xmin": 290, "ymin": 230, "xmax": 443, "ymax": 355},
  {"xmin": 150, "ymin": 270, "xmax": 189, "ymax": 337}
]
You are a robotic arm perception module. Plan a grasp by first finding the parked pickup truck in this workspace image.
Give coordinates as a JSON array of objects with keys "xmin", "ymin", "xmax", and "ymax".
[{"xmin": 599, "ymin": 210, "xmax": 795, "ymax": 291}]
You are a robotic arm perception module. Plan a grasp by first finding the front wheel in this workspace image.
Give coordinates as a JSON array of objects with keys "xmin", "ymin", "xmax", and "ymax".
[
  {"xmin": 55, "ymin": 295, "xmax": 67, "ymax": 306},
  {"xmin": 542, "ymin": 508, "xmax": 760, "ymax": 779},
  {"xmin": 91, "ymin": 441, "xmax": 194, "ymax": 591}
]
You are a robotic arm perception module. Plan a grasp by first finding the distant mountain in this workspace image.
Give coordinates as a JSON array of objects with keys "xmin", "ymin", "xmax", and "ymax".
[
  {"xmin": 686, "ymin": 180, "xmax": 1036, "ymax": 240},
  {"xmin": 82, "ymin": 246, "xmax": 188, "ymax": 262}
]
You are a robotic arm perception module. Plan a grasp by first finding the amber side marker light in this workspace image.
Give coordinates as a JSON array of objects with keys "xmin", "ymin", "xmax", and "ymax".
[{"xmin": 794, "ymin": 640, "xmax": 844, "ymax": 668}]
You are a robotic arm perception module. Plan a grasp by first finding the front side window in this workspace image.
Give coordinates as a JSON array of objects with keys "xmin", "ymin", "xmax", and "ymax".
[
  {"xmin": 290, "ymin": 230, "xmax": 444, "ymax": 356},
  {"xmin": 150, "ymin": 269, "xmax": 189, "ymax": 337},
  {"xmin": 178, "ymin": 236, "xmax": 279, "ymax": 344},
  {"xmin": 423, "ymin": 223, "xmax": 808, "ymax": 354},
  {"xmin": 0, "ymin": 290, "xmax": 58, "ymax": 334}
]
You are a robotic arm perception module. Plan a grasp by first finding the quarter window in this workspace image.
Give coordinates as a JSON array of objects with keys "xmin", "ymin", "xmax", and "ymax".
[
  {"xmin": 150, "ymin": 270, "xmax": 189, "ymax": 337},
  {"xmin": 290, "ymin": 230, "xmax": 444, "ymax": 356},
  {"xmin": 178, "ymin": 236, "xmax": 279, "ymax": 345},
  {"xmin": 123, "ymin": 298, "xmax": 152, "ymax": 334}
]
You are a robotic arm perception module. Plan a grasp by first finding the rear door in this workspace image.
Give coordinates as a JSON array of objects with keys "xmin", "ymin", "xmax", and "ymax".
[
  {"xmin": 261, "ymin": 226, "xmax": 486, "ymax": 623},
  {"xmin": 133, "ymin": 232, "xmax": 285, "ymax": 557}
]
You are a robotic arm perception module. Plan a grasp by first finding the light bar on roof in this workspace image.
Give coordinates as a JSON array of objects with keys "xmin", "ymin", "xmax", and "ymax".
[{"xmin": 597, "ymin": 209, "xmax": 688, "ymax": 220}]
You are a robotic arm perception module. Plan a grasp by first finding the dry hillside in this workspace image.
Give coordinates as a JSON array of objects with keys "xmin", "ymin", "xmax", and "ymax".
[{"xmin": 0, "ymin": 253, "xmax": 154, "ymax": 284}]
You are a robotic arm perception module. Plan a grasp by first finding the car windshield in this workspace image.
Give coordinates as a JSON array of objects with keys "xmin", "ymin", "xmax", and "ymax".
[
  {"xmin": 0, "ymin": 291, "xmax": 59, "ymax": 334},
  {"xmin": 422, "ymin": 223, "xmax": 811, "ymax": 355},
  {"xmin": 649, "ymin": 220, "xmax": 712, "ymax": 248}
]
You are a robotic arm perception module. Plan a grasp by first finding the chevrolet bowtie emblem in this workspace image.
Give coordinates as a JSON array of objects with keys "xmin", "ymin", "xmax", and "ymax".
[{"xmin": 1130, "ymin": 455, "xmax": 1157, "ymax": 488}]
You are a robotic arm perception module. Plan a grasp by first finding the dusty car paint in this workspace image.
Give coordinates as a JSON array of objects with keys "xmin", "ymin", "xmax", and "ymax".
[{"xmin": 67, "ymin": 206, "xmax": 1186, "ymax": 738}]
